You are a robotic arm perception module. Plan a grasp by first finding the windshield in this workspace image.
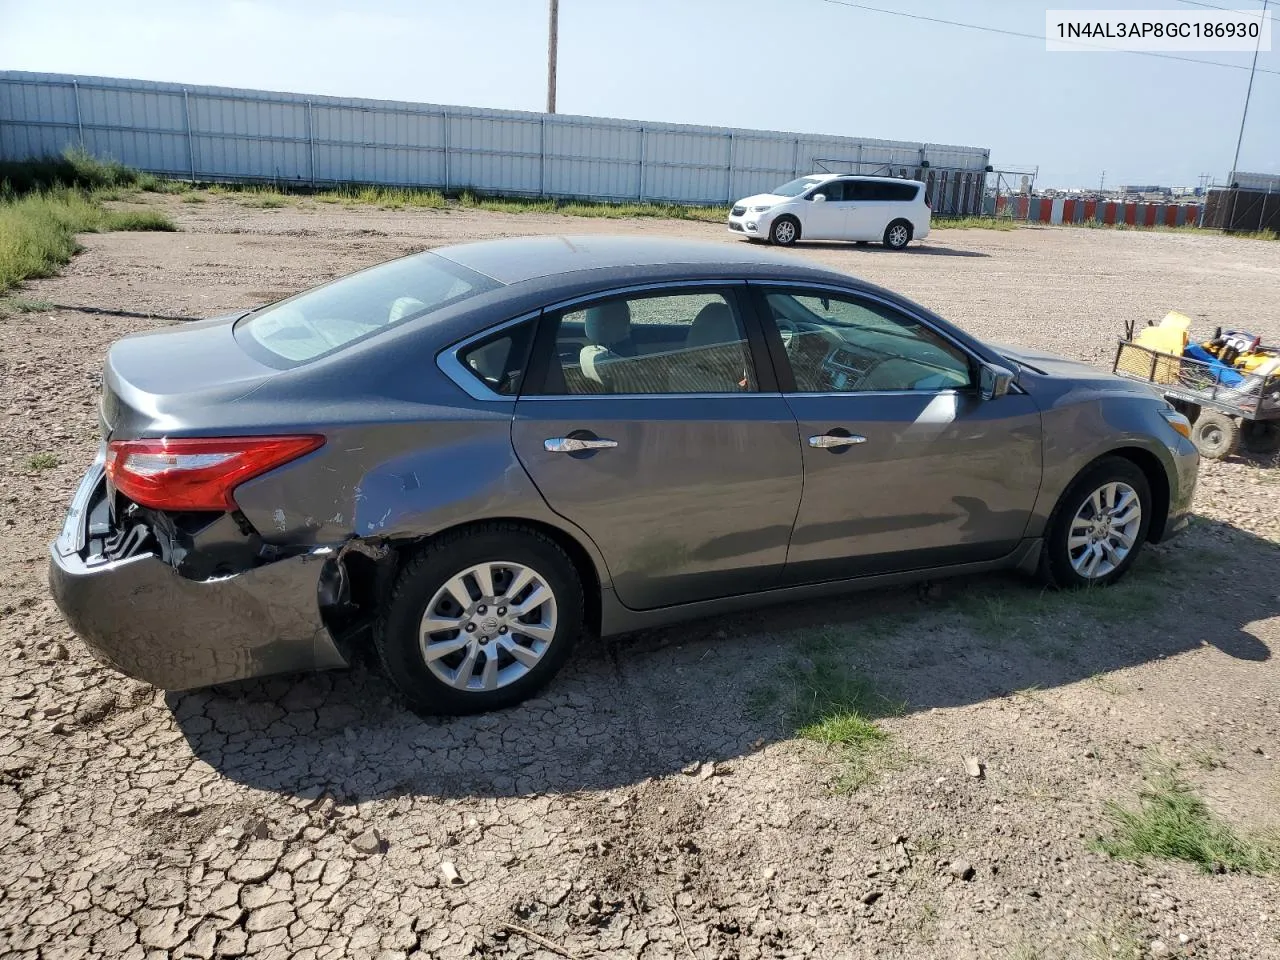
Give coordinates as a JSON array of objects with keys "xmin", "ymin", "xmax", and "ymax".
[
  {"xmin": 235, "ymin": 252, "xmax": 500, "ymax": 365},
  {"xmin": 769, "ymin": 176, "xmax": 825, "ymax": 198}
]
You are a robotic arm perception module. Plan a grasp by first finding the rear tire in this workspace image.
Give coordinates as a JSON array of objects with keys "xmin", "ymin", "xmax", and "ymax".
[
  {"xmin": 1190, "ymin": 412, "xmax": 1239, "ymax": 459},
  {"xmin": 770, "ymin": 216, "xmax": 800, "ymax": 246},
  {"xmin": 1039, "ymin": 457, "xmax": 1151, "ymax": 589},
  {"xmin": 883, "ymin": 219, "xmax": 913, "ymax": 250},
  {"xmin": 375, "ymin": 524, "xmax": 584, "ymax": 715},
  {"xmin": 1241, "ymin": 419, "xmax": 1280, "ymax": 454}
]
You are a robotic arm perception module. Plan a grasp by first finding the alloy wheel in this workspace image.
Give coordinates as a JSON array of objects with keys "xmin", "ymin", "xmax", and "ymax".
[
  {"xmin": 1067, "ymin": 481, "xmax": 1142, "ymax": 579},
  {"xmin": 419, "ymin": 561, "xmax": 558, "ymax": 691},
  {"xmin": 888, "ymin": 224, "xmax": 909, "ymax": 247},
  {"xmin": 774, "ymin": 220, "xmax": 796, "ymax": 244}
]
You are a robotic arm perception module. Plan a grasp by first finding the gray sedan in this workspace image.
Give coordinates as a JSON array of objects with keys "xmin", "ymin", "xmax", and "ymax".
[{"xmin": 49, "ymin": 236, "xmax": 1199, "ymax": 714}]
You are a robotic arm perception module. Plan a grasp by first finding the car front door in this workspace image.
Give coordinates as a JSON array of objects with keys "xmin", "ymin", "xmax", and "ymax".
[
  {"xmin": 754, "ymin": 284, "xmax": 1043, "ymax": 584},
  {"xmin": 511, "ymin": 284, "xmax": 803, "ymax": 610},
  {"xmin": 802, "ymin": 180, "xmax": 849, "ymax": 240}
]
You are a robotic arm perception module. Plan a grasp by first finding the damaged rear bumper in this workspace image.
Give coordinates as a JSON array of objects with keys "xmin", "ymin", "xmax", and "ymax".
[{"xmin": 48, "ymin": 465, "xmax": 349, "ymax": 690}]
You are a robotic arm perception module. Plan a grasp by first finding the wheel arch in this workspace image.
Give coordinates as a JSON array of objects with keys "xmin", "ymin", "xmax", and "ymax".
[
  {"xmin": 367, "ymin": 518, "xmax": 605, "ymax": 636},
  {"xmin": 887, "ymin": 217, "xmax": 914, "ymax": 240},
  {"xmin": 771, "ymin": 214, "xmax": 801, "ymax": 243},
  {"xmin": 1047, "ymin": 447, "xmax": 1170, "ymax": 544}
]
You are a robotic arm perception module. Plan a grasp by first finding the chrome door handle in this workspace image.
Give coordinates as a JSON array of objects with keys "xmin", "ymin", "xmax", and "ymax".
[
  {"xmin": 808, "ymin": 434, "xmax": 866, "ymax": 448},
  {"xmin": 544, "ymin": 437, "xmax": 619, "ymax": 453}
]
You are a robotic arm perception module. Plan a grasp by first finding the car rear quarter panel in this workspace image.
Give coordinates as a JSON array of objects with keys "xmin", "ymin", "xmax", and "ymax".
[{"xmin": 230, "ymin": 407, "xmax": 614, "ymax": 586}]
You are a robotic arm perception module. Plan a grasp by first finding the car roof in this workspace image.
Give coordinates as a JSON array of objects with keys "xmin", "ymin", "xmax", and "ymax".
[
  {"xmin": 432, "ymin": 235, "xmax": 834, "ymax": 285},
  {"xmin": 823, "ymin": 174, "xmax": 926, "ymax": 187}
]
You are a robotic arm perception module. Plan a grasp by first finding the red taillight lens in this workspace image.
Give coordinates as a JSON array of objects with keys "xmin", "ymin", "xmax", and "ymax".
[{"xmin": 105, "ymin": 435, "xmax": 324, "ymax": 511}]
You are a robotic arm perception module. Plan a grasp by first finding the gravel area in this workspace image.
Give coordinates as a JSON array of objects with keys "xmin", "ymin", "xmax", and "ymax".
[{"xmin": 1, "ymin": 195, "xmax": 1278, "ymax": 960}]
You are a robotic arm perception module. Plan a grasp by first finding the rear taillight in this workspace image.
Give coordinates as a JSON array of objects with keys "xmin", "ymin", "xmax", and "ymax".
[{"xmin": 105, "ymin": 436, "xmax": 324, "ymax": 511}]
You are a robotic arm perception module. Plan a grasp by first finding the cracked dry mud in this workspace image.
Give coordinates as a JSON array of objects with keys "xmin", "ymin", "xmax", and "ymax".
[{"xmin": 1, "ymin": 195, "xmax": 1278, "ymax": 960}]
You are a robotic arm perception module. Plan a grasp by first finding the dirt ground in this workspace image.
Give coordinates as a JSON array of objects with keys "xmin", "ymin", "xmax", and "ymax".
[{"xmin": 2, "ymin": 195, "xmax": 1279, "ymax": 960}]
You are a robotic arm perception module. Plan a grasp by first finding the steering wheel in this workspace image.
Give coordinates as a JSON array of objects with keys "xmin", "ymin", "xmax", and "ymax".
[{"xmin": 774, "ymin": 313, "xmax": 800, "ymax": 351}]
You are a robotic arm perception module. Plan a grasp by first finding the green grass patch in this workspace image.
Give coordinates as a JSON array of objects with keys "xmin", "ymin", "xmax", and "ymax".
[
  {"xmin": 194, "ymin": 180, "xmax": 726, "ymax": 220},
  {"xmin": 181, "ymin": 193, "xmax": 206, "ymax": 204},
  {"xmin": 1093, "ymin": 771, "xmax": 1278, "ymax": 874},
  {"xmin": 933, "ymin": 216, "xmax": 1019, "ymax": 231},
  {"xmin": 0, "ymin": 187, "xmax": 176, "ymax": 293},
  {"xmin": 0, "ymin": 295, "xmax": 53, "ymax": 314},
  {"xmin": 0, "ymin": 146, "xmax": 150, "ymax": 194},
  {"xmin": 765, "ymin": 633, "xmax": 901, "ymax": 791},
  {"xmin": 244, "ymin": 193, "xmax": 289, "ymax": 209},
  {"xmin": 101, "ymin": 209, "xmax": 177, "ymax": 231},
  {"xmin": 26, "ymin": 452, "xmax": 60, "ymax": 470}
]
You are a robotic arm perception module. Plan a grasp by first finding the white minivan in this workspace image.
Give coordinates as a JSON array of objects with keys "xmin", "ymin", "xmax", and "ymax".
[{"xmin": 727, "ymin": 174, "xmax": 931, "ymax": 249}]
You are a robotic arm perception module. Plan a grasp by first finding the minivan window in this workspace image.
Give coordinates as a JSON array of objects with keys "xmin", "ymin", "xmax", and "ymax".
[
  {"xmin": 236, "ymin": 253, "xmax": 500, "ymax": 365},
  {"xmin": 770, "ymin": 176, "xmax": 825, "ymax": 197}
]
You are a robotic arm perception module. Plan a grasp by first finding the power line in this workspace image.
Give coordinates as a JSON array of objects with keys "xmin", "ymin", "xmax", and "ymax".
[
  {"xmin": 1173, "ymin": 0, "xmax": 1269, "ymax": 18},
  {"xmin": 809, "ymin": 0, "xmax": 1280, "ymax": 76}
]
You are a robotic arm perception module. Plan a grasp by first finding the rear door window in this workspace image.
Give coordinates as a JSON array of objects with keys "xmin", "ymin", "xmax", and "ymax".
[{"xmin": 533, "ymin": 289, "xmax": 757, "ymax": 395}]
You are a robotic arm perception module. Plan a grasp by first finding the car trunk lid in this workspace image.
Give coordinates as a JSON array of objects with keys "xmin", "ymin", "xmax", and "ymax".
[{"xmin": 100, "ymin": 312, "xmax": 276, "ymax": 439}]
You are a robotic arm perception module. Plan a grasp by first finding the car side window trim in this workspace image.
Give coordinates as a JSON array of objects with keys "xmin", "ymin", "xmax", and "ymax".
[
  {"xmin": 436, "ymin": 311, "xmax": 540, "ymax": 402},
  {"xmin": 746, "ymin": 281, "xmax": 985, "ymax": 397},
  {"xmin": 521, "ymin": 283, "xmax": 779, "ymax": 398}
]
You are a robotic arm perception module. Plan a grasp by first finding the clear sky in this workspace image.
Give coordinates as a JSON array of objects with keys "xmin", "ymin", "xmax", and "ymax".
[{"xmin": 0, "ymin": 0, "xmax": 1275, "ymax": 188}]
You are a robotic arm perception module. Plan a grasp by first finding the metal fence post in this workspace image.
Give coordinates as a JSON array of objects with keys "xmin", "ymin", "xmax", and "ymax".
[
  {"xmin": 443, "ymin": 111, "xmax": 451, "ymax": 193},
  {"xmin": 726, "ymin": 132, "xmax": 734, "ymax": 203},
  {"xmin": 72, "ymin": 80, "xmax": 84, "ymax": 147},
  {"xmin": 792, "ymin": 138, "xmax": 800, "ymax": 178},
  {"xmin": 638, "ymin": 126, "xmax": 645, "ymax": 201},
  {"xmin": 306, "ymin": 100, "xmax": 316, "ymax": 187},
  {"xmin": 539, "ymin": 116, "xmax": 546, "ymax": 197},
  {"xmin": 183, "ymin": 89, "xmax": 196, "ymax": 183}
]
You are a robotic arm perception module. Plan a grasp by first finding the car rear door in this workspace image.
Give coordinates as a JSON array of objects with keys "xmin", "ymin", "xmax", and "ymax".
[
  {"xmin": 752, "ymin": 284, "xmax": 1043, "ymax": 584},
  {"xmin": 511, "ymin": 284, "xmax": 803, "ymax": 610}
]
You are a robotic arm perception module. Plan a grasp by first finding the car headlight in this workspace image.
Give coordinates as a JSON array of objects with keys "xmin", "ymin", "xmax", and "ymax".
[
  {"xmin": 1160, "ymin": 408, "xmax": 1192, "ymax": 439},
  {"xmin": 749, "ymin": 205, "xmax": 773, "ymax": 213}
]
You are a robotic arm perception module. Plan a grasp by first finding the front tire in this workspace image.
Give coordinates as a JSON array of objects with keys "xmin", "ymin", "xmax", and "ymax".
[
  {"xmin": 376, "ymin": 524, "xmax": 584, "ymax": 715},
  {"xmin": 883, "ymin": 219, "xmax": 913, "ymax": 250},
  {"xmin": 770, "ymin": 216, "xmax": 800, "ymax": 246},
  {"xmin": 1040, "ymin": 457, "xmax": 1151, "ymax": 589}
]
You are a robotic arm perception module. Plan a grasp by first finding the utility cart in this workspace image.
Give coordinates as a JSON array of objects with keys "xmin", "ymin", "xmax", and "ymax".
[{"xmin": 1112, "ymin": 319, "xmax": 1280, "ymax": 460}]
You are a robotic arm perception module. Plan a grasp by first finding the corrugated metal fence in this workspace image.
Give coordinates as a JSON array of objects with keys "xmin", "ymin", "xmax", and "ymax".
[
  {"xmin": 996, "ymin": 195, "xmax": 1205, "ymax": 227},
  {"xmin": 0, "ymin": 71, "xmax": 990, "ymax": 210}
]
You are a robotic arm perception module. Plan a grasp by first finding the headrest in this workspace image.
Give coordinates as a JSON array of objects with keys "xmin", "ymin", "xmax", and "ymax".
[
  {"xmin": 686, "ymin": 303, "xmax": 739, "ymax": 349},
  {"xmin": 388, "ymin": 297, "xmax": 427, "ymax": 324},
  {"xmin": 584, "ymin": 301, "xmax": 632, "ymax": 348}
]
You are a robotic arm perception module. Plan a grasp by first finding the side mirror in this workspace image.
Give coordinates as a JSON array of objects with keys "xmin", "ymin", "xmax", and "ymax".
[
  {"xmin": 812, "ymin": 193, "xmax": 827, "ymax": 202},
  {"xmin": 979, "ymin": 362, "xmax": 1015, "ymax": 400}
]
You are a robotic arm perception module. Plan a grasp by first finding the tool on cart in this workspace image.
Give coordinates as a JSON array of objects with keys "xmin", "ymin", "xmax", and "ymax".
[{"xmin": 1113, "ymin": 312, "xmax": 1280, "ymax": 460}]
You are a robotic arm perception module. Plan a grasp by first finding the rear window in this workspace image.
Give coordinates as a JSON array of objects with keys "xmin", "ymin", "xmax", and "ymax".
[
  {"xmin": 235, "ymin": 252, "xmax": 500, "ymax": 365},
  {"xmin": 847, "ymin": 180, "xmax": 920, "ymax": 202}
]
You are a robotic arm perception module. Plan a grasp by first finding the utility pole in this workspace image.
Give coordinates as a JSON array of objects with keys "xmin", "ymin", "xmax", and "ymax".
[
  {"xmin": 546, "ymin": 0, "xmax": 559, "ymax": 114},
  {"xmin": 1098, "ymin": 170, "xmax": 1105, "ymax": 195},
  {"xmin": 1229, "ymin": 0, "xmax": 1268, "ymax": 182}
]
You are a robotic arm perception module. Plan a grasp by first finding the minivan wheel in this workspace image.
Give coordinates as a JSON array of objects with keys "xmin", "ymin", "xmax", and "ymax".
[
  {"xmin": 1040, "ymin": 457, "xmax": 1151, "ymax": 589},
  {"xmin": 770, "ymin": 216, "xmax": 800, "ymax": 246},
  {"xmin": 376, "ymin": 523, "xmax": 584, "ymax": 715},
  {"xmin": 883, "ymin": 220, "xmax": 913, "ymax": 249}
]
